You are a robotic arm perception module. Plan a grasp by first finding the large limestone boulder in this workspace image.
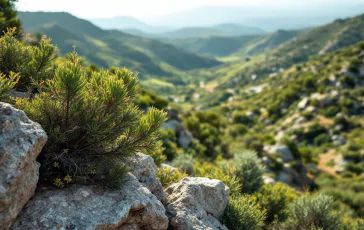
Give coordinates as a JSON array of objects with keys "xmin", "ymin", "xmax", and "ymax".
[
  {"xmin": 11, "ymin": 173, "xmax": 169, "ymax": 230},
  {"xmin": 165, "ymin": 177, "xmax": 230, "ymax": 230},
  {"xmin": 264, "ymin": 145, "xmax": 294, "ymax": 162},
  {"xmin": 128, "ymin": 152, "xmax": 166, "ymax": 204},
  {"xmin": 161, "ymin": 120, "xmax": 195, "ymax": 149},
  {"xmin": 0, "ymin": 103, "xmax": 47, "ymax": 230}
]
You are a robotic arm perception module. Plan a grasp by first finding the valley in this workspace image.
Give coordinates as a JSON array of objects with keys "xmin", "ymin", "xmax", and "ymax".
[{"xmin": 1, "ymin": 2, "xmax": 364, "ymax": 228}]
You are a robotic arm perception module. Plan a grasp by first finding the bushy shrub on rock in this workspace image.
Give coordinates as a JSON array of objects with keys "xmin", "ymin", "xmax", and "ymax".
[{"xmin": 16, "ymin": 52, "xmax": 166, "ymax": 188}]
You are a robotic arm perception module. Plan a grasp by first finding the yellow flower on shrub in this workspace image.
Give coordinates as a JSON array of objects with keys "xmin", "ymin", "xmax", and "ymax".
[{"xmin": 53, "ymin": 178, "xmax": 64, "ymax": 188}]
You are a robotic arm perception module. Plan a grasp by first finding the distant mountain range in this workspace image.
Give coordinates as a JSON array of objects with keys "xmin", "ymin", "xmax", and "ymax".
[
  {"xmin": 90, "ymin": 17, "xmax": 267, "ymax": 39},
  {"xmin": 90, "ymin": 16, "xmax": 173, "ymax": 33},
  {"xmin": 18, "ymin": 12, "xmax": 221, "ymax": 81},
  {"xmin": 146, "ymin": 4, "xmax": 364, "ymax": 31},
  {"xmin": 166, "ymin": 29, "xmax": 303, "ymax": 57}
]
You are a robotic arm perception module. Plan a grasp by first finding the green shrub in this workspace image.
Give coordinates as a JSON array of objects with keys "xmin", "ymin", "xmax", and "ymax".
[
  {"xmin": 172, "ymin": 154, "xmax": 195, "ymax": 175},
  {"xmin": 194, "ymin": 162, "xmax": 242, "ymax": 196},
  {"xmin": 321, "ymin": 105, "xmax": 340, "ymax": 117},
  {"xmin": 149, "ymin": 142, "xmax": 167, "ymax": 166},
  {"xmin": 232, "ymin": 150, "xmax": 265, "ymax": 194},
  {"xmin": 242, "ymin": 135, "xmax": 264, "ymax": 156},
  {"xmin": 284, "ymin": 193, "xmax": 342, "ymax": 230},
  {"xmin": 159, "ymin": 128, "xmax": 179, "ymax": 160},
  {"xmin": 280, "ymin": 137, "xmax": 300, "ymax": 158},
  {"xmin": 183, "ymin": 110, "xmax": 225, "ymax": 158},
  {"xmin": 232, "ymin": 111, "xmax": 254, "ymax": 126},
  {"xmin": 156, "ymin": 167, "xmax": 187, "ymax": 187},
  {"xmin": 255, "ymin": 182, "xmax": 297, "ymax": 224},
  {"xmin": 230, "ymin": 124, "xmax": 248, "ymax": 137},
  {"xmin": 0, "ymin": 1, "xmax": 22, "ymax": 36},
  {"xmin": 304, "ymin": 123, "xmax": 327, "ymax": 143},
  {"xmin": 0, "ymin": 29, "xmax": 57, "ymax": 90},
  {"xmin": 0, "ymin": 72, "xmax": 19, "ymax": 100},
  {"xmin": 133, "ymin": 88, "xmax": 169, "ymax": 110},
  {"xmin": 302, "ymin": 111, "xmax": 314, "ymax": 120},
  {"xmin": 314, "ymin": 133, "xmax": 331, "ymax": 146},
  {"xmin": 16, "ymin": 52, "xmax": 166, "ymax": 188},
  {"xmin": 348, "ymin": 58, "xmax": 362, "ymax": 73},
  {"xmin": 221, "ymin": 195, "xmax": 266, "ymax": 230}
]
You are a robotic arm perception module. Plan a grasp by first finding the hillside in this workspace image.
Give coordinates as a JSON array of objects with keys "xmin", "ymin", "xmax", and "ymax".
[
  {"xmin": 167, "ymin": 29, "xmax": 302, "ymax": 57},
  {"xmin": 204, "ymin": 13, "xmax": 364, "ymax": 90},
  {"xmin": 18, "ymin": 12, "xmax": 221, "ymax": 83},
  {"xmin": 155, "ymin": 24, "xmax": 266, "ymax": 39}
]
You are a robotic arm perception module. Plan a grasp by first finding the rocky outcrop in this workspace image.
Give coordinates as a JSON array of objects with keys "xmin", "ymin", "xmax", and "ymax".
[
  {"xmin": 264, "ymin": 145, "xmax": 294, "ymax": 162},
  {"xmin": 11, "ymin": 173, "xmax": 169, "ymax": 230},
  {"xmin": 128, "ymin": 152, "xmax": 166, "ymax": 204},
  {"xmin": 161, "ymin": 120, "xmax": 195, "ymax": 149},
  {"xmin": 277, "ymin": 162, "xmax": 310, "ymax": 186},
  {"xmin": 0, "ymin": 103, "xmax": 47, "ymax": 230},
  {"xmin": 165, "ymin": 177, "xmax": 230, "ymax": 230}
]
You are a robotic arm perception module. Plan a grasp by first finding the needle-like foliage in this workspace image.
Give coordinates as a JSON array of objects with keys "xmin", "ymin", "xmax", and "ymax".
[{"xmin": 16, "ymin": 51, "xmax": 167, "ymax": 188}]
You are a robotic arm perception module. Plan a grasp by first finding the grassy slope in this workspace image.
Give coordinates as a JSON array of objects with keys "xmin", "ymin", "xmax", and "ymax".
[{"xmin": 18, "ymin": 12, "xmax": 221, "ymax": 84}]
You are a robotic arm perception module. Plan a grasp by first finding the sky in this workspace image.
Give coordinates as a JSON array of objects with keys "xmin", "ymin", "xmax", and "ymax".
[{"xmin": 16, "ymin": 0, "xmax": 364, "ymax": 20}]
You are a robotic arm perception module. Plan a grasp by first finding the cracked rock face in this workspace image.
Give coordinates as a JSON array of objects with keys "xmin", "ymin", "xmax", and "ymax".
[
  {"xmin": 11, "ymin": 173, "xmax": 169, "ymax": 230},
  {"xmin": 0, "ymin": 103, "xmax": 47, "ymax": 230},
  {"xmin": 128, "ymin": 152, "xmax": 166, "ymax": 204},
  {"xmin": 165, "ymin": 177, "xmax": 230, "ymax": 230}
]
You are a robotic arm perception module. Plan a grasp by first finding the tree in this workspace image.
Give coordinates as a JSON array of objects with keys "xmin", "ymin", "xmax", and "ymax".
[{"xmin": 0, "ymin": 0, "xmax": 22, "ymax": 36}]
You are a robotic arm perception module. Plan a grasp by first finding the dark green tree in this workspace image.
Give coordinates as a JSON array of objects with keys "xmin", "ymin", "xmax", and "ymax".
[{"xmin": 0, "ymin": 0, "xmax": 22, "ymax": 36}]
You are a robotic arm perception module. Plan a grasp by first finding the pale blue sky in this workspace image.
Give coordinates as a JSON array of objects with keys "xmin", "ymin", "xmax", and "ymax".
[{"xmin": 16, "ymin": 0, "xmax": 363, "ymax": 20}]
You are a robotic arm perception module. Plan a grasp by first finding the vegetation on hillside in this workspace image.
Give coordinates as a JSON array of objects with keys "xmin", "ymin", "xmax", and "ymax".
[{"xmin": 1, "ymin": 3, "xmax": 363, "ymax": 228}]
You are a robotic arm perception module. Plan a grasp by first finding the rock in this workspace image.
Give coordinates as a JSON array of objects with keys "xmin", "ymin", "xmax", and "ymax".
[
  {"xmin": 246, "ymin": 111, "xmax": 256, "ymax": 119},
  {"xmin": 306, "ymin": 163, "xmax": 319, "ymax": 174},
  {"xmin": 275, "ymin": 131, "xmax": 286, "ymax": 142},
  {"xmin": 166, "ymin": 107, "xmax": 180, "ymax": 121},
  {"xmin": 305, "ymin": 106, "xmax": 317, "ymax": 113},
  {"xmin": 165, "ymin": 177, "xmax": 229, "ymax": 230},
  {"xmin": 262, "ymin": 156, "xmax": 272, "ymax": 165},
  {"xmin": 310, "ymin": 93, "xmax": 332, "ymax": 106},
  {"xmin": 331, "ymin": 135, "xmax": 346, "ymax": 146},
  {"xmin": 11, "ymin": 173, "xmax": 169, "ymax": 230},
  {"xmin": 276, "ymin": 172, "xmax": 293, "ymax": 184},
  {"xmin": 128, "ymin": 152, "xmax": 166, "ymax": 204},
  {"xmin": 264, "ymin": 145, "xmax": 294, "ymax": 162},
  {"xmin": 295, "ymin": 116, "xmax": 307, "ymax": 124},
  {"xmin": 334, "ymin": 154, "xmax": 353, "ymax": 174},
  {"xmin": 297, "ymin": 97, "xmax": 309, "ymax": 110},
  {"xmin": 281, "ymin": 114, "xmax": 299, "ymax": 126},
  {"xmin": 161, "ymin": 120, "xmax": 195, "ymax": 149},
  {"xmin": 263, "ymin": 176, "xmax": 276, "ymax": 185},
  {"xmin": 0, "ymin": 103, "xmax": 47, "ymax": 230},
  {"xmin": 178, "ymin": 131, "xmax": 194, "ymax": 150}
]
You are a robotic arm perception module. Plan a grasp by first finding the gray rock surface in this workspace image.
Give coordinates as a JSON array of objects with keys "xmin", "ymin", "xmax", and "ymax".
[
  {"xmin": 161, "ymin": 120, "xmax": 195, "ymax": 149},
  {"xmin": 128, "ymin": 152, "xmax": 166, "ymax": 204},
  {"xmin": 0, "ymin": 103, "xmax": 47, "ymax": 230},
  {"xmin": 165, "ymin": 177, "xmax": 230, "ymax": 230},
  {"xmin": 263, "ymin": 175, "xmax": 276, "ymax": 185},
  {"xmin": 264, "ymin": 145, "xmax": 294, "ymax": 162},
  {"xmin": 11, "ymin": 173, "xmax": 169, "ymax": 230}
]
